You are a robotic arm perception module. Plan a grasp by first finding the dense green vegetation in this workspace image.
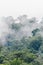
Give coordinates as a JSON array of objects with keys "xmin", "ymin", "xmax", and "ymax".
[
  {"xmin": 0, "ymin": 35, "xmax": 43, "ymax": 65},
  {"xmin": 0, "ymin": 16, "xmax": 43, "ymax": 65}
]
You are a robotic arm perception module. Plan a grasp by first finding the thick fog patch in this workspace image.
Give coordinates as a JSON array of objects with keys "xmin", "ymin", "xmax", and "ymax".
[{"xmin": 0, "ymin": 15, "xmax": 43, "ymax": 45}]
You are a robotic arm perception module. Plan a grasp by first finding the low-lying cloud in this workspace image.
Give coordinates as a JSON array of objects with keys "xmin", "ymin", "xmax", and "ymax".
[{"xmin": 0, "ymin": 15, "xmax": 43, "ymax": 45}]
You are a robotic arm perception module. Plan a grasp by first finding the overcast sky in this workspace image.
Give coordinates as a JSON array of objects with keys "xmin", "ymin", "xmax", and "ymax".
[{"xmin": 0, "ymin": 0, "xmax": 43, "ymax": 19}]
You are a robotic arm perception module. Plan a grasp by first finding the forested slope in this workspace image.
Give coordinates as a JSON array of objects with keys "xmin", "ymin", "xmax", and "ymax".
[{"xmin": 0, "ymin": 15, "xmax": 43, "ymax": 65}]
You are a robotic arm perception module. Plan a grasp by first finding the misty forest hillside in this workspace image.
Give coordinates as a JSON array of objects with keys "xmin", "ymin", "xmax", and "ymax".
[{"xmin": 0, "ymin": 15, "xmax": 43, "ymax": 65}]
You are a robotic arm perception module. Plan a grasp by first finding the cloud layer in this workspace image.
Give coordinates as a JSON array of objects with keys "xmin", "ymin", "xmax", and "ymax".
[{"xmin": 0, "ymin": 15, "xmax": 43, "ymax": 45}]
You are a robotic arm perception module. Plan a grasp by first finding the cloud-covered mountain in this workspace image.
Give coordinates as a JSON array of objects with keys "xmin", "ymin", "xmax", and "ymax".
[{"xmin": 0, "ymin": 15, "xmax": 43, "ymax": 45}]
